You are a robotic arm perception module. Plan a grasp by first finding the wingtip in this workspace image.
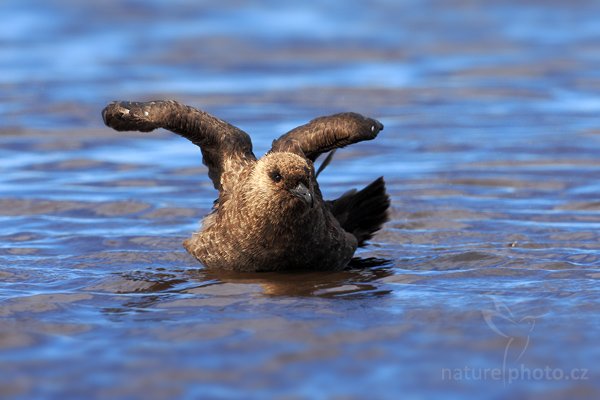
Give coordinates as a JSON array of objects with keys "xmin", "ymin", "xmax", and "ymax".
[
  {"xmin": 101, "ymin": 101, "xmax": 126, "ymax": 128},
  {"xmin": 101, "ymin": 102, "xmax": 113, "ymax": 126}
]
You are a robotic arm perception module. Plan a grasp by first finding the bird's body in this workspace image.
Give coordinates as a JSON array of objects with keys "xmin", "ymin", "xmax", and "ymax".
[
  {"xmin": 185, "ymin": 152, "xmax": 359, "ymax": 271},
  {"xmin": 102, "ymin": 100, "xmax": 389, "ymax": 271}
]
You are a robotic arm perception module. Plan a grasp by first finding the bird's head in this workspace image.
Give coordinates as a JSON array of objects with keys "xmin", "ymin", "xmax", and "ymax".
[{"xmin": 253, "ymin": 152, "xmax": 315, "ymax": 212}]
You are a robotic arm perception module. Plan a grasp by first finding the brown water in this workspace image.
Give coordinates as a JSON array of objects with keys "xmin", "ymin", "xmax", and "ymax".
[{"xmin": 1, "ymin": 0, "xmax": 600, "ymax": 398}]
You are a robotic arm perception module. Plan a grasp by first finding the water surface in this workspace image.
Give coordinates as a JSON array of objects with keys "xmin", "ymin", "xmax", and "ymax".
[{"xmin": 1, "ymin": 0, "xmax": 600, "ymax": 398}]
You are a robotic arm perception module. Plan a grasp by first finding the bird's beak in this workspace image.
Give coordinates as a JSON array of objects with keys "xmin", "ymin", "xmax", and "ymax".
[{"xmin": 290, "ymin": 182, "xmax": 313, "ymax": 208}]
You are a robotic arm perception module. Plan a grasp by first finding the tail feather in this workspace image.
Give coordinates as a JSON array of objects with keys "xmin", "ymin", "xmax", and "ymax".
[{"xmin": 328, "ymin": 177, "xmax": 390, "ymax": 246}]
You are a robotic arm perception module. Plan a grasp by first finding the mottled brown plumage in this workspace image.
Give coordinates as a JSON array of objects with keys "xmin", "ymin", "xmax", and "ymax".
[{"xmin": 102, "ymin": 100, "xmax": 389, "ymax": 271}]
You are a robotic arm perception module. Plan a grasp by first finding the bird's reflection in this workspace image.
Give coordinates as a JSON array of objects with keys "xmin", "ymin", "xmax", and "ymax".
[
  {"xmin": 190, "ymin": 257, "xmax": 393, "ymax": 297},
  {"xmin": 102, "ymin": 257, "xmax": 393, "ymax": 316}
]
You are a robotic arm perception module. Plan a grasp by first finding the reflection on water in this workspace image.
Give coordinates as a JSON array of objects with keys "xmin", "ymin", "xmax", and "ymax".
[
  {"xmin": 197, "ymin": 258, "xmax": 393, "ymax": 298},
  {"xmin": 1, "ymin": 0, "xmax": 600, "ymax": 399}
]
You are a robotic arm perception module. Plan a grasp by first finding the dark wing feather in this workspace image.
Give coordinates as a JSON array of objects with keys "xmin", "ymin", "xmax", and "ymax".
[
  {"xmin": 102, "ymin": 100, "xmax": 256, "ymax": 192},
  {"xmin": 270, "ymin": 112, "xmax": 383, "ymax": 162},
  {"xmin": 327, "ymin": 177, "xmax": 390, "ymax": 246}
]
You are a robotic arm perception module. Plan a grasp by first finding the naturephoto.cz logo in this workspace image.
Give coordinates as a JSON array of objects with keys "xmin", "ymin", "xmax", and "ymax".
[
  {"xmin": 441, "ymin": 298, "xmax": 589, "ymax": 385},
  {"xmin": 442, "ymin": 364, "xmax": 589, "ymax": 385}
]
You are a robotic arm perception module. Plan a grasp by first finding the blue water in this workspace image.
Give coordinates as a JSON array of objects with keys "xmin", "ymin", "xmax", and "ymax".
[{"xmin": 1, "ymin": 0, "xmax": 600, "ymax": 399}]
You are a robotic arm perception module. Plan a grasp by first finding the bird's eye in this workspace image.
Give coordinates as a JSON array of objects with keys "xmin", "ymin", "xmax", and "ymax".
[{"xmin": 270, "ymin": 171, "xmax": 283, "ymax": 182}]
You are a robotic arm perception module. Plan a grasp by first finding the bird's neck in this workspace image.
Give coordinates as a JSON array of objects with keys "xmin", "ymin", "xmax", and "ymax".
[{"xmin": 238, "ymin": 194, "xmax": 314, "ymax": 239}]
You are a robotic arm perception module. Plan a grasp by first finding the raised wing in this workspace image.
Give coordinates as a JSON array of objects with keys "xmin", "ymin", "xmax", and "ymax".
[
  {"xmin": 102, "ymin": 100, "xmax": 256, "ymax": 192},
  {"xmin": 270, "ymin": 112, "xmax": 383, "ymax": 162}
]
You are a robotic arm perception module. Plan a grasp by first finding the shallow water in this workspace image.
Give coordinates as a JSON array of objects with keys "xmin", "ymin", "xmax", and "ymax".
[{"xmin": 1, "ymin": 0, "xmax": 600, "ymax": 398}]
